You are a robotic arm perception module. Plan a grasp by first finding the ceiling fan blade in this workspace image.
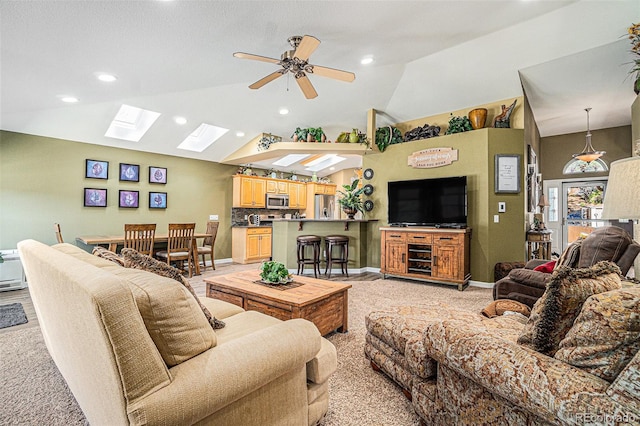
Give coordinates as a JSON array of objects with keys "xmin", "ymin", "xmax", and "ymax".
[
  {"xmin": 293, "ymin": 35, "xmax": 320, "ymax": 61},
  {"xmin": 295, "ymin": 74, "xmax": 318, "ymax": 99},
  {"xmin": 233, "ymin": 52, "xmax": 280, "ymax": 64},
  {"xmin": 308, "ymin": 65, "xmax": 356, "ymax": 82},
  {"xmin": 249, "ymin": 71, "xmax": 286, "ymax": 89}
]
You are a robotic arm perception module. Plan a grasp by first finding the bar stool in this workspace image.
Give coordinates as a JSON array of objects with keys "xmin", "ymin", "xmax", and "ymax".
[
  {"xmin": 324, "ymin": 235, "xmax": 349, "ymax": 278},
  {"xmin": 297, "ymin": 235, "xmax": 322, "ymax": 278}
]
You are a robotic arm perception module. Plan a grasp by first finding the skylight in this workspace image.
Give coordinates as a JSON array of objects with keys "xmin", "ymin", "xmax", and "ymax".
[
  {"xmin": 305, "ymin": 155, "xmax": 346, "ymax": 172},
  {"xmin": 272, "ymin": 154, "xmax": 310, "ymax": 167},
  {"xmin": 177, "ymin": 123, "xmax": 229, "ymax": 152},
  {"xmin": 104, "ymin": 104, "xmax": 160, "ymax": 142}
]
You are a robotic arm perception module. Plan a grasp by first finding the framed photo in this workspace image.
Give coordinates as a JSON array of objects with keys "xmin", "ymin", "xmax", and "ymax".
[
  {"xmin": 84, "ymin": 188, "xmax": 107, "ymax": 207},
  {"xmin": 149, "ymin": 192, "xmax": 167, "ymax": 209},
  {"xmin": 119, "ymin": 190, "xmax": 139, "ymax": 208},
  {"xmin": 494, "ymin": 154, "xmax": 521, "ymax": 194},
  {"xmin": 119, "ymin": 163, "xmax": 140, "ymax": 182},
  {"xmin": 149, "ymin": 166, "xmax": 167, "ymax": 184},
  {"xmin": 85, "ymin": 159, "xmax": 109, "ymax": 179}
]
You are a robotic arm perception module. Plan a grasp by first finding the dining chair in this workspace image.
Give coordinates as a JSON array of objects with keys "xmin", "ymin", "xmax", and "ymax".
[
  {"xmin": 54, "ymin": 223, "xmax": 64, "ymax": 243},
  {"xmin": 123, "ymin": 224, "xmax": 157, "ymax": 257},
  {"xmin": 155, "ymin": 223, "xmax": 196, "ymax": 277},
  {"xmin": 197, "ymin": 221, "xmax": 219, "ymax": 271}
]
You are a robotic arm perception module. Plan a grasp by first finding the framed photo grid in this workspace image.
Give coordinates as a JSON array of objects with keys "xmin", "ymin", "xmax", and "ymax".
[
  {"xmin": 149, "ymin": 192, "xmax": 167, "ymax": 209},
  {"xmin": 149, "ymin": 166, "xmax": 167, "ymax": 184},
  {"xmin": 119, "ymin": 163, "xmax": 140, "ymax": 182},
  {"xmin": 85, "ymin": 159, "xmax": 109, "ymax": 180},
  {"xmin": 119, "ymin": 190, "xmax": 139, "ymax": 208},
  {"xmin": 84, "ymin": 188, "xmax": 107, "ymax": 207}
]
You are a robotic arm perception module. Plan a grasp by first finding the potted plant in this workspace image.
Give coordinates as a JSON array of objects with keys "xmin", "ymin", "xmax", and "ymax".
[
  {"xmin": 337, "ymin": 179, "xmax": 365, "ymax": 219},
  {"xmin": 445, "ymin": 115, "xmax": 473, "ymax": 135},
  {"xmin": 628, "ymin": 22, "xmax": 640, "ymax": 94}
]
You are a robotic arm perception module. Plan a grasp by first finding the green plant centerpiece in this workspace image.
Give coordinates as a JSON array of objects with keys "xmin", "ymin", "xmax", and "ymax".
[
  {"xmin": 260, "ymin": 261, "xmax": 292, "ymax": 284},
  {"xmin": 445, "ymin": 115, "xmax": 473, "ymax": 135},
  {"xmin": 337, "ymin": 179, "xmax": 365, "ymax": 219}
]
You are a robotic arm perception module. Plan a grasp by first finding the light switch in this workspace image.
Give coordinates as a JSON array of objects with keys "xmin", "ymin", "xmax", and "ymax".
[
  {"xmin": 209, "ymin": 214, "xmax": 219, "ymax": 220},
  {"xmin": 498, "ymin": 202, "xmax": 506, "ymax": 213},
  {"xmin": 494, "ymin": 215, "xmax": 500, "ymax": 223}
]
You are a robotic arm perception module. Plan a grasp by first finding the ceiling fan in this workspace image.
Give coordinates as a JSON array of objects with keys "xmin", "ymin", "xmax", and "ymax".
[{"xmin": 233, "ymin": 35, "xmax": 355, "ymax": 99}]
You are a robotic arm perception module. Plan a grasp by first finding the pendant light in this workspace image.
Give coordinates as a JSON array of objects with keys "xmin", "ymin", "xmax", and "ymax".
[{"xmin": 572, "ymin": 108, "xmax": 605, "ymax": 163}]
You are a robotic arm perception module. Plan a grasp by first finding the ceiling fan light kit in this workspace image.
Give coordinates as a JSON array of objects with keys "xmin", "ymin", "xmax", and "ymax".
[
  {"xmin": 572, "ymin": 107, "xmax": 605, "ymax": 163},
  {"xmin": 234, "ymin": 35, "xmax": 355, "ymax": 99}
]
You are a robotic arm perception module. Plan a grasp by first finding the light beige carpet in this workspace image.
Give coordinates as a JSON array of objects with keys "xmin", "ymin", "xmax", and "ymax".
[{"xmin": 0, "ymin": 262, "xmax": 493, "ymax": 425}]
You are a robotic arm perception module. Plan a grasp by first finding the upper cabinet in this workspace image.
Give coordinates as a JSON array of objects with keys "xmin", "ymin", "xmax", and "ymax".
[
  {"xmin": 265, "ymin": 179, "xmax": 289, "ymax": 194},
  {"xmin": 232, "ymin": 175, "xmax": 266, "ymax": 208},
  {"xmin": 289, "ymin": 182, "xmax": 307, "ymax": 209},
  {"xmin": 308, "ymin": 183, "xmax": 336, "ymax": 195}
]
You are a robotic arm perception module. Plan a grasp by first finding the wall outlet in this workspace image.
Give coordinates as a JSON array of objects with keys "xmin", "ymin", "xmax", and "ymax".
[
  {"xmin": 494, "ymin": 215, "xmax": 500, "ymax": 223},
  {"xmin": 209, "ymin": 214, "xmax": 219, "ymax": 220},
  {"xmin": 244, "ymin": 215, "xmax": 248, "ymax": 220},
  {"xmin": 498, "ymin": 202, "xmax": 506, "ymax": 213}
]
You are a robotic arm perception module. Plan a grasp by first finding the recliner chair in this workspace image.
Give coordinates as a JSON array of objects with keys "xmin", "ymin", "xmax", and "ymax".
[{"xmin": 493, "ymin": 226, "xmax": 640, "ymax": 308}]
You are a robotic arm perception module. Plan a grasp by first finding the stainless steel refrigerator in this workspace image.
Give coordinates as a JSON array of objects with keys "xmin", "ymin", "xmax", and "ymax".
[{"xmin": 315, "ymin": 194, "xmax": 335, "ymax": 219}]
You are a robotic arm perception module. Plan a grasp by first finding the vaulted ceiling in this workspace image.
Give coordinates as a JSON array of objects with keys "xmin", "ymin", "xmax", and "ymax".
[{"xmin": 1, "ymin": 0, "xmax": 638, "ymax": 176}]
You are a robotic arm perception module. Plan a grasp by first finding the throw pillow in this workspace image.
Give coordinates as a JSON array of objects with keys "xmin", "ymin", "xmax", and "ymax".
[
  {"xmin": 517, "ymin": 261, "xmax": 622, "ymax": 356},
  {"xmin": 121, "ymin": 248, "xmax": 225, "ymax": 329},
  {"xmin": 533, "ymin": 260, "xmax": 556, "ymax": 273},
  {"xmin": 554, "ymin": 239, "xmax": 583, "ymax": 270},
  {"xmin": 92, "ymin": 246, "xmax": 125, "ymax": 266},
  {"xmin": 554, "ymin": 287, "xmax": 640, "ymax": 382},
  {"xmin": 481, "ymin": 299, "xmax": 531, "ymax": 318}
]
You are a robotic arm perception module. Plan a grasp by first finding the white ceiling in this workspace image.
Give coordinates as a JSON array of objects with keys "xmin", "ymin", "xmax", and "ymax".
[{"xmin": 1, "ymin": 0, "xmax": 638, "ymax": 176}]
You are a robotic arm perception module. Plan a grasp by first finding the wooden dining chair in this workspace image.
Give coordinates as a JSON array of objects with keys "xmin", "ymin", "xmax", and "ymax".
[
  {"xmin": 54, "ymin": 223, "xmax": 64, "ymax": 243},
  {"xmin": 155, "ymin": 223, "xmax": 196, "ymax": 277},
  {"xmin": 123, "ymin": 224, "xmax": 157, "ymax": 256},
  {"xmin": 197, "ymin": 221, "xmax": 219, "ymax": 271}
]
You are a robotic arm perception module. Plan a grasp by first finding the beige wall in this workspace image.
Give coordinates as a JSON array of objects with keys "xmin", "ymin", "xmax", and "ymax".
[
  {"xmin": 539, "ymin": 126, "xmax": 632, "ymax": 180},
  {"xmin": 0, "ymin": 131, "xmax": 237, "ymax": 258}
]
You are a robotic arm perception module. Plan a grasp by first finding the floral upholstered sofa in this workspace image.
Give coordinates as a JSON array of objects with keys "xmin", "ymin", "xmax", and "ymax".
[{"xmin": 365, "ymin": 261, "xmax": 640, "ymax": 425}]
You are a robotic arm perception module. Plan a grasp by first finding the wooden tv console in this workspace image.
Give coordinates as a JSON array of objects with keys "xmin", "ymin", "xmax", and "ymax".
[{"xmin": 380, "ymin": 227, "xmax": 471, "ymax": 291}]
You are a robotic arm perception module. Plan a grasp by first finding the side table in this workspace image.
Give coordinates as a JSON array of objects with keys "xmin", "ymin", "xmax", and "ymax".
[{"xmin": 526, "ymin": 230, "xmax": 552, "ymax": 260}]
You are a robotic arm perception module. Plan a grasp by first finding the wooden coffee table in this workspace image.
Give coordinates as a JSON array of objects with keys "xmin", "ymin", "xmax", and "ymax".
[{"xmin": 205, "ymin": 270, "xmax": 351, "ymax": 336}]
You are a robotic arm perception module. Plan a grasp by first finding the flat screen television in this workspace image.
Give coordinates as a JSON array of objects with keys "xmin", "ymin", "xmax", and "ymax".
[{"xmin": 388, "ymin": 176, "xmax": 467, "ymax": 227}]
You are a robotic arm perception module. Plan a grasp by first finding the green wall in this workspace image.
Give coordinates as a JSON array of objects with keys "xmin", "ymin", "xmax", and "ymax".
[
  {"xmin": 0, "ymin": 131, "xmax": 237, "ymax": 258},
  {"xmin": 362, "ymin": 128, "xmax": 525, "ymax": 282}
]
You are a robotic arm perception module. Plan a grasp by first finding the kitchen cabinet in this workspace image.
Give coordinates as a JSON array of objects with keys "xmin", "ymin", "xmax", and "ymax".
[
  {"xmin": 308, "ymin": 183, "xmax": 336, "ymax": 195},
  {"xmin": 289, "ymin": 182, "xmax": 307, "ymax": 209},
  {"xmin": 380, "ymin": 227, "xmax": 471, "ymax": 290},
  {"xmin": 232, "ymin": 227, "xmax": 272, "ymax": 264},
  {"xmin": 265, "ymin": 179, "xmax": 289, "ymax": 194},
  {"xmin": 232, "ymin": 175, "xmax": 266, "ymax": 208}
]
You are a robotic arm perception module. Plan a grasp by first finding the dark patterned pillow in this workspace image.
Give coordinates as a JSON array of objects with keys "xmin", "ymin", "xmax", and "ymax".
[
  {"xmin": 92, "ymin": 246, "xmax": 125, "ymax": 267},
  {"xmin": 121, "ymin": 248, "xmax": 225, "ymax": 329},
  {"xmin": 555, "ymin": 287, "xmax": 640, "ymax": 382},
  {"xmin": 517, "ymin": 261, "xmax": 622, "ymax": 356}
]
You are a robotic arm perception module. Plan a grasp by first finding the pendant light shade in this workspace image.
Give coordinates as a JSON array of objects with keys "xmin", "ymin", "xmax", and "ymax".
[{"xmin": 572, "ymin": 108, "xmax": 605, "ymax": 163}]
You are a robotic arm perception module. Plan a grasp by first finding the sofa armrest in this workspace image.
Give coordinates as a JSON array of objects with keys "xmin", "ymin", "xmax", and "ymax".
[
  {"xmin": 425, "ymin": 319, "xmax": 631, "ymax": 425},
  {"xmin": 127, "ymin": 318, "xmax": 321, "ymax": 425},
  {"xmin": 507, "ymin": 268, "xmax": 550, "ymax": 289},
  {"xmin": 524, "ymin": 259, "xmax": 549, "ymax": 269}
]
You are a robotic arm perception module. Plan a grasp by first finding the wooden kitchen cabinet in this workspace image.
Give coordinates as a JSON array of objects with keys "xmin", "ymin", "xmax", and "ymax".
[
  {"xmin": 289, "ymin": 182, "xmax": 307, "ymax": 209},
  {"xmin": 232, "ymin": 227, "xmax": 272, "ymax": 264},
  {"xmin": 232, "ymin": 175, "xmax": 266, "ymax": 208},
  {"xmin": 265, "ymin": 179, "xmax": 289, "ymax": 194},
  {"xmin": 308, "ymin": 183, "xmax": 337, "ymax": 195},
  {"xmin": 380, "ymin": 227, "xmax": 471, "ymax": 290}
]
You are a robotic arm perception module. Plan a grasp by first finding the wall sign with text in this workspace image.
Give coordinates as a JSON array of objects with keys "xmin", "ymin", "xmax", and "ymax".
[
  {"xmin": 408, "ymin": 147, "xmax": 458, "ymax": 168},
  {"xmin": 495, "ymin": 154, "xmax": 521, "ymax": 193}
]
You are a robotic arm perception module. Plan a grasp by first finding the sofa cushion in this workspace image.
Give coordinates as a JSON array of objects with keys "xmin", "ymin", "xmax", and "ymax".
[
  {"xmin": 554, "ymin": 287, "xmax": 640, "ymax": 382},
  {"xmin": 92, "ymin": 246, "xmax": 125, "ymax": 266},
  {"xmin": 507, "ymin": 268, "xmax": 550, "ymax": 289},
  {"xmin": 121, "ymin": 248, "xmax": 225, "ymax": 329},
  {"xmin": 110, "ymin": 267, "xmax": 216, "ymax": 367},
  {"xmin": 517, "ymin": 261, "xmax": 622, "ymax": 356},
  {"xmin": 53, "ymin": 243, "xmax": 123, "ymax": 272},
  {"xmin": 577, "ymin": 226, "xmax": 634, "ymax": 269}
]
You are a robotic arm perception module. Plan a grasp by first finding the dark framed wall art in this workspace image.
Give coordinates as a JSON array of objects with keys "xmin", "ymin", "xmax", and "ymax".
[
  {"xmin": 149, "ymin": 166, "xmax": 167, "ymax": 184},
  {"xmin": 85, "ymin": 159, "xmax": 109, "ymax": 179},
  {"xmin": 119, "ymin": 163, "xmax": 140, "ymax": 182},
  {"xmin": 84, "ymin": 188, "xmax": 107, "ymax": 207},
  {"xmin": 119, "ymin": 190, "xmax": 139, "ymax": 208},
  {"xmin": 149, "ymin": 192, "xmax": 167, "ymax": 209},
  {"xmin": 494, "ymin": 154, "xmax": 521, "ymax": 194}
]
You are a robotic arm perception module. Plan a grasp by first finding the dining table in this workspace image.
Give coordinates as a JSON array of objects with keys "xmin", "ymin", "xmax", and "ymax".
[{"xmin": 76, "ymin": 232, "xmax": 209, "ymax": 275}]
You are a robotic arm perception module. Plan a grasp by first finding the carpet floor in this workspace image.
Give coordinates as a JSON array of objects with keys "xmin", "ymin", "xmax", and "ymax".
[{"xmin": 0, "ymin": 262, "xmax": 493, "ymax": 425}]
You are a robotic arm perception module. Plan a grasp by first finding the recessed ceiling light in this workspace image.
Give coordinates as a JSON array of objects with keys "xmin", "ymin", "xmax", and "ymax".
[
  {"xmin": 60, "ymin": 96, "xmax": 79, "ymax": 103},
  {"xmin": 236, "ymin": 131, "xmax": 245, "ymax": 137},
  {"xmin": 96, "ymin": 73, "xmax": 117, "ymax": 82},
  {"xmin": 279, "ymin": 108, "xmax": 289, "ymax": 115},
  {"xmin": 174, "ymin": 116, "xmax": 187, "ymax": 125},
  {"xmin": 360, "ymin": 56, "xmax": 374, "ymax": 65},
  {"xmin": 329, "ymin": 167, "xmax": 336, "ymax": 171}
]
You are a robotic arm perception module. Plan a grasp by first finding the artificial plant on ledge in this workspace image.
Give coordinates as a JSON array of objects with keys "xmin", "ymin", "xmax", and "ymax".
[{"xmin": 337, "ymin": 179, "xmax": 365, "ymax": 219}]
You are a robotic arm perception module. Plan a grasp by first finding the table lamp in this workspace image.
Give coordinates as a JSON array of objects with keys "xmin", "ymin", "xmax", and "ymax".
[
  {"xmin": 602, "ymin": 156, "xmax": 640, "ymax": 274},
  {"xmin": 534, "ymin": 193, "xmax": 550, "ymax": 230}
]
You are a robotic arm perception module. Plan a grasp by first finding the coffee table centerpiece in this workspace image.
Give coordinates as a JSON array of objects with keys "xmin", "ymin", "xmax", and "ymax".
[{"xmin": 260, "ymin": 261, "xmax": 292, "ymax": 284}]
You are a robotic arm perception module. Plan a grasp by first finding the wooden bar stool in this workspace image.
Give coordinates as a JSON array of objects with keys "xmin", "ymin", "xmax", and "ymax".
[
  {"xmin": 324, "ymin": 235, "xmax": 349, "ymax": 278},
  {"xmin": 296, "ymin": 235, "xmax": 321, "ymax": 278}
]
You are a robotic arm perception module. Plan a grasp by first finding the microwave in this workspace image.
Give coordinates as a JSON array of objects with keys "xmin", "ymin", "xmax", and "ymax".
[{"xmin": 266, "ymin": 193, "xmax": 289, "ymax": 209}]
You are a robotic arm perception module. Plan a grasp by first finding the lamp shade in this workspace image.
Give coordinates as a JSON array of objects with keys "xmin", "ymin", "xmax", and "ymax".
[
  {"xmin": 601, "ymin": 157, "xmax": 640, "ymax": 220},
  {"xmin": 537, "ymin": 194, "xmax": 550, "ymax": 208}
]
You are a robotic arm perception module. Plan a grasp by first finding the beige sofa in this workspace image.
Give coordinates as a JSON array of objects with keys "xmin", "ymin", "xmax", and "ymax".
[{"xmin": 18, "ymin": 239, "xmax": 336, "ymax": 426}]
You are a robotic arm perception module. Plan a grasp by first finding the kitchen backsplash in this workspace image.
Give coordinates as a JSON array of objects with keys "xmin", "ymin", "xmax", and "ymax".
[{"xmin": 231, "ymin": 207, "xmax": 301, "ymax": 226}]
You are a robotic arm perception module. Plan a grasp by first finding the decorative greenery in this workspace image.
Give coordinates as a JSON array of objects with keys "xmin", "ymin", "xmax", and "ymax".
[
  {"xmin": 444, "ymin": 115, "xmax": 473, "ymax": 135},
  {"xmin": 292, "ymin": 127, "xmax": 308, "ymax": 141},
  {"xmin": 336, "ymin": 129, "xmax": 370, "ymax": 147},
  {"xmin": 257, "ymin": 134, "xmax": 281, "ymax": 151},
  {"xmin": 291, "ymin": 127, "xmax": 325, "ymax": 142},
  {"xmin": 260, "ymin": 261, "xmax": 291, "ymax": 283},
  {"xmin": 337, "ymin": 179, "xmax": 365, "ymax": 215},
  {"xmin": 308, "ymin": 127, "xmax": 325, "ymax": 142},
  {"xmin": 375, "ymin": 126, "xmax": 403, "ymax": 152},
  {"xmin": 627, "ymin": 22, "xmax": 640, "ymax": 93}
]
